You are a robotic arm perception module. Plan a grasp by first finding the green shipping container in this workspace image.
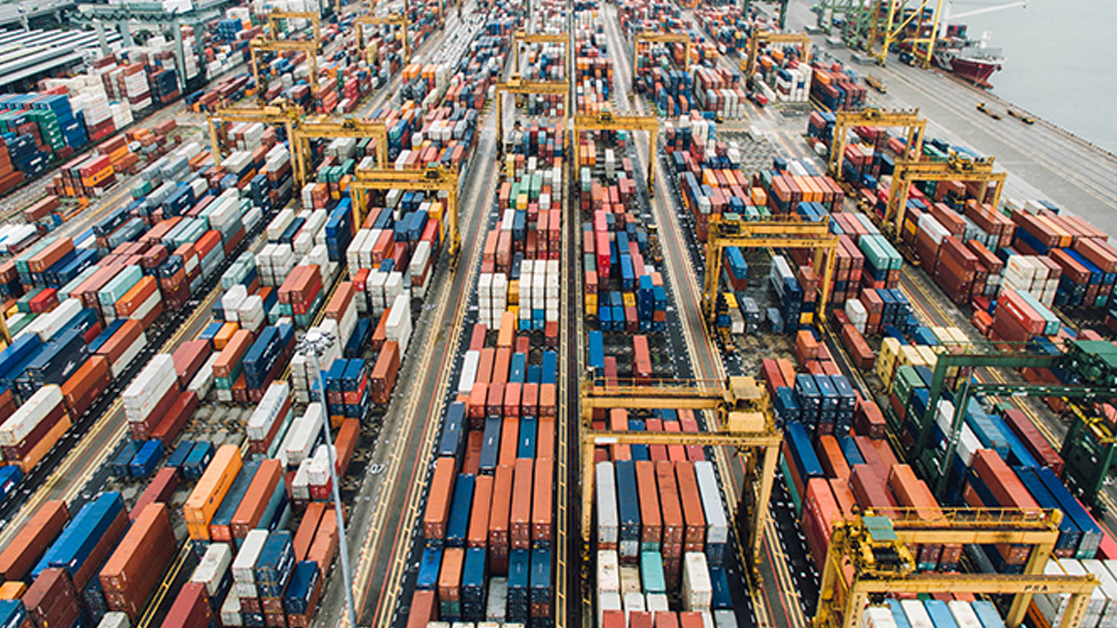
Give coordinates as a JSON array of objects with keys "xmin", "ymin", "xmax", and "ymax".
[{"xmin": 98, "ymin": 265, "xmax": 143, "ymax": 307}]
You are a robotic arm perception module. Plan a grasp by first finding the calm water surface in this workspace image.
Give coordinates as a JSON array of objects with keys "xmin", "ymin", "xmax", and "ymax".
[{"xmin": 962, "ymin": 0, "xmax": 1117, "ymax": 153}]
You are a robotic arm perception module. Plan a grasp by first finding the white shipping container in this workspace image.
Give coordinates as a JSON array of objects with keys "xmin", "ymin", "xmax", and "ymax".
[
  {"xmin": 1082, "ymin": 560, "xmax": 1117, "ymax": 628},
  {"xmin": 247, "ymin": 382, "xmax": 291, "ymax": 441},
  {"xmin": 191, "ymin": 543, "xmax": 233, "ymax": 597},
  {"xmin": 861, "ymin": 607, "xmax": 897, "ymax": 628},
  {"xmin": 900, "ymin": 600, "xmax": 934, "ymax": 628},
  {"xmin": 233, "ymin": 530, "xmax": 269, "ymax": 583},
  {"xmin": 123, "ymin": 355, "xmax": 176, "ymax": 423},
  {"xmin": 947, "ymin": 602, "xmax": 982, "ymax": 628},
  {"xmin": 682, "ymin": 552, "xmax": 712, "ymax": 611},
  {"xmin": 97, "ymin": 612, "xmax": 132, "ymax": 628},
  {"xmin": 307, "ymin": 443, "xmax": 336, "ymax": 486},
  {"xmin": 220, "ymin": 591, "xmax": 242, "ymax": 627},
  {"xmin": 0, "ymin": 385, "xmax": 65, "ymax": 447},
  {"xmin": 285, "ymin": 403, "xmax": 325, "ymax": 465},
  {"xmin": 292, "ymin": 458, "xmax": 311, "ymax": 500},
  {"xmin": 458, "ymin": 350, "xmax": 480, "ymax": 395},
  {"xmin": 597, "ymin": 591, "xmax": 622, "ymax": 627},
  {"xmin": 28, "ymin": 298, "xmax": 82, "ymax": 342},
  {"xmin": 597, "ymin": 550, "xmax": 619, "ymax": 593},
  {"xmin": 188, "ymin": 353, "xmax": 218, "ymax": 400},
  {"xmin": 714, "ymin": 610, "xmax": 739, "ymax": 628},
  {"xmin": 623, "ymin": 591, "xmax": 646, "ymax": 615},
  {"xmin": 694, "ymin": 461, "xmax": 729, "ymax": 544},
  {"xmin": 596, "ymin": 461, "xmax": 618, "ymax": 546},
  {"xmin": 485, "ymin": 578, "xmax": 508, "ymax": 622}
]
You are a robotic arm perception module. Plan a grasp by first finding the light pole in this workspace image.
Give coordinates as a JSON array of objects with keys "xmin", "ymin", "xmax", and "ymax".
[{"xmin": 298, "ymin": 330, "xmax": 359, "ymax": 628}]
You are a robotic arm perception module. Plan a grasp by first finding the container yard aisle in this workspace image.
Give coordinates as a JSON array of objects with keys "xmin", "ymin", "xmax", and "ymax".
[
  {"xmin": 0, "ymin": 0, "xmax": 473, "ymax": 532},
  {"xmin": 599, "ymin": 5, "xmax": 807, "ymax": 628},
  {"xmin": 776, "ymin": 0, "xmax": 1117, "ymax": 236},
  {"xmin": 0, "ymin": 225, "xmax": 269, "ymax": 539},
  {"xmin": 311, "ymin": 78, "xmax": 503, "ymax": 628}
]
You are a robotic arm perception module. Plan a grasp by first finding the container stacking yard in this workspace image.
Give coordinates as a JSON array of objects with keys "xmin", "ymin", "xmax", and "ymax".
[{"xmin": 1, "ymin": 0, "xmax": 1117, "ymax": 628}]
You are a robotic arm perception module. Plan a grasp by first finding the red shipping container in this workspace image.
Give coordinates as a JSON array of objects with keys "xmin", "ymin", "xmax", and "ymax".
[
  {"xmin": 1001, "ymin": 409, "xmax": 1064, "ymax": 477},
  {"xmin": 0, "ymin": 500, "xmax": 69, "ymax": 582},
  {"xmin": 23, "ymin": 568, "xmax": 81, "ymax": 628},
  {"xmin": 130, "ymin": 467, "xmax": 180, "ymax": 519},
  {"xmin": 162, "ymin": 582, "xmax": 213, "ymax": 628},
  {"xmin": 423, "ymin": 457, "xmax": 457, "ymax": 540},
  {"xmin": 100, "ymin": 503, "xmax": 176, "ymax": 621}
]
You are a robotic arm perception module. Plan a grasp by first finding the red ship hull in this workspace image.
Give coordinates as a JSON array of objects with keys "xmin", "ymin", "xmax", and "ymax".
[{"xmin": 933, "ymin": 53, "xmax": 1002, "ymax": 87}]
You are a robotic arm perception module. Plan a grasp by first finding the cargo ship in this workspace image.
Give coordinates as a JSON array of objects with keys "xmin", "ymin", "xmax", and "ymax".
[{"xmin": 931, "ymin": 39, "xmax": 1005, "ymax": 87}]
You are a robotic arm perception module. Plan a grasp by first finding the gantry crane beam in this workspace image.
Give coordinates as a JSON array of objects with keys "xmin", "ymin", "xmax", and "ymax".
[
  {"xmin": 580, "ymin": 376, "xmax": 766, "ymax": 425},
  {"xmin": 355, "ymin": 13, "xmax": 410, "ymax": 61},
  {"xmin": 250, "ymin": 37, "xmax": 321, "ymax": 92},
  {"xmin": 511, "ymin": 30, "xmax": 569, "ymax": 75},
  {"xmin": 350, "ymin": 166, "xmax": 461, "ymax": 264},
  {"xmin": 633, "ymin": 32, "xmax": 691, "ymax": 85},
  {"xmin": 743, "ymin": 31, "xmax": 812, "ymax": 81},
  {"xmin": 207, "ymin": 105, "xmax": 304, "ymax": 181},
  {"xmin": 884, "ymin": 156, "xmax": 1005, "ymax": 241},
  {"xmin": 494, "ymin": 77, "xmax": 570, "ymax": 155},
  {"xmin": 702, "ymin": 215, "xmax": 838, "ymax": 325},
  {"xmin": 291, "ymin": 115, "xmax": 389, "ymax": 186},
  {"xmin": 828, "ymin": 107, "xmax": 925, "ymax": 183},
  {"xmin": 266, "ymin": 10, "xmax": 321, "ymax": 43},
  {"xmin": 572, "ymin": 112, "xmax": 658, "ymax": 196},
  {"xmin": 814, "ymin": 514, "xmax": 1091, "ymax": 628},
  {"xmin": 579, "ymin": 384, "xmax": 780, "ymax": 583}
]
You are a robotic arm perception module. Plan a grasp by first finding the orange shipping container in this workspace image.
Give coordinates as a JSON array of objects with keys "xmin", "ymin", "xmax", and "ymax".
[
  {"xmin": 467, "ymin": 475, "xmax": 493, "ymax": 549},
  {"xmin": 99, "ymin": 503, "xmax": 176, "ymax": 621},
  {"xmin": 531, "ymin": 458, "xmax": 553, "ymax": 544},
  {"xmin": 509, "ymin": 458, "xmax": 534, "ymax": 550},
  {"xmin": 114, "ymin": 276, "xmax": 158, "ymax": 318},
  {"xmin": 423, "ymin": 457, "xmax": 457, "ymax": 540},
  {"xmin": 61, "ymin": 355, "xmax": 111, "ymax": 419},
  {"xmin": 294, "ymin": 503, "xmax": 326, "ymax": 562},
  {"xmin": 213, "ymin": 329, "xmax": 253, "ymax": 379},
  {"xmin": 0, "ymin": 500, "xmax": 69, "ymax": 582},
  {"xmin": 184, "ymin": 444, "xmax": 243, "ymax": 536},
  {"xmin": 306, "ymin": 509, "xmax": 338, "ymax": 572},
  {"xmin": 230, "ymin": 459, "xmax": 283, "ymax": 538}
]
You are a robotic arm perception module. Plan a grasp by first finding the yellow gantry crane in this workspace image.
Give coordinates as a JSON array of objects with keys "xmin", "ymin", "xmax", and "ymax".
[
  {"xmin": 884, "ymin": 156, "xmax": 1006, "ymax": 240},
  {"xmin": 702, "ymin": 215, "xmax": 839, "ymax": 325},
  {"xmin": 355, "ymin": 12, "xmax": 411, "ymax": 61},
  {"xmin": 743, "ymin": 30, "xmax": 813, "ymax": 79},
  {"xmin": 579, "ymin": 375, "xmax": 781, "ymax": 583},
  {"xmin": 266, "ymin": 9, "xmax": 321, "ymax": 43},
  {"xmin": 865, "ymin": 0, "xmax": 946, "ymax": 68},
  {"xmin": 633, "ymin": 32, "xmax": 692, "ymax": 82},
  {"xmin": 350, "ymin": 166, "xmax": 461, "ymax": 264},
  {"xmin": 827, "ymin": 107, "xmax": 926, "ymax": 183},
  {"xmin": 814, "ymin": 510, "xmax": 1095, "ymax": 628},
  {"xmin": 291, "ymin": 115, "xmax": 389, "ymax": 186},
  {"xmin": 207, "ymin": 104, "xmax": 304, "ymax": 178},
  {"xmin": 250, "ymin": 37, "xmax": 322, "ymax": 92},
  {"xmin": 572, "ymin": 112, "xmax": 659, "ymax": 196},
  {"xmin": 494, "ymin": 76, "xmax": 570, "ymax": 155},
  {"xmin": 511, "ymin": 30, "xmax": 569, "ymax": 76}
]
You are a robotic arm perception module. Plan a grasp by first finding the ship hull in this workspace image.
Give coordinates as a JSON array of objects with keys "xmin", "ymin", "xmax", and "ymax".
[{"xmin": 933, "ymin": 53, "xmax": 1002, "ymax": 87}]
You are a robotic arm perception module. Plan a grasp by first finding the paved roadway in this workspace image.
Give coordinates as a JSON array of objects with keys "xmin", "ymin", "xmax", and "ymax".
[
  {"xmin": 600, "ymin": 7, "xmax": 809, "ymax": 628},
  {"xmin": 312, "ymin": 15, "xmax": 503, "ymax": 628}
]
